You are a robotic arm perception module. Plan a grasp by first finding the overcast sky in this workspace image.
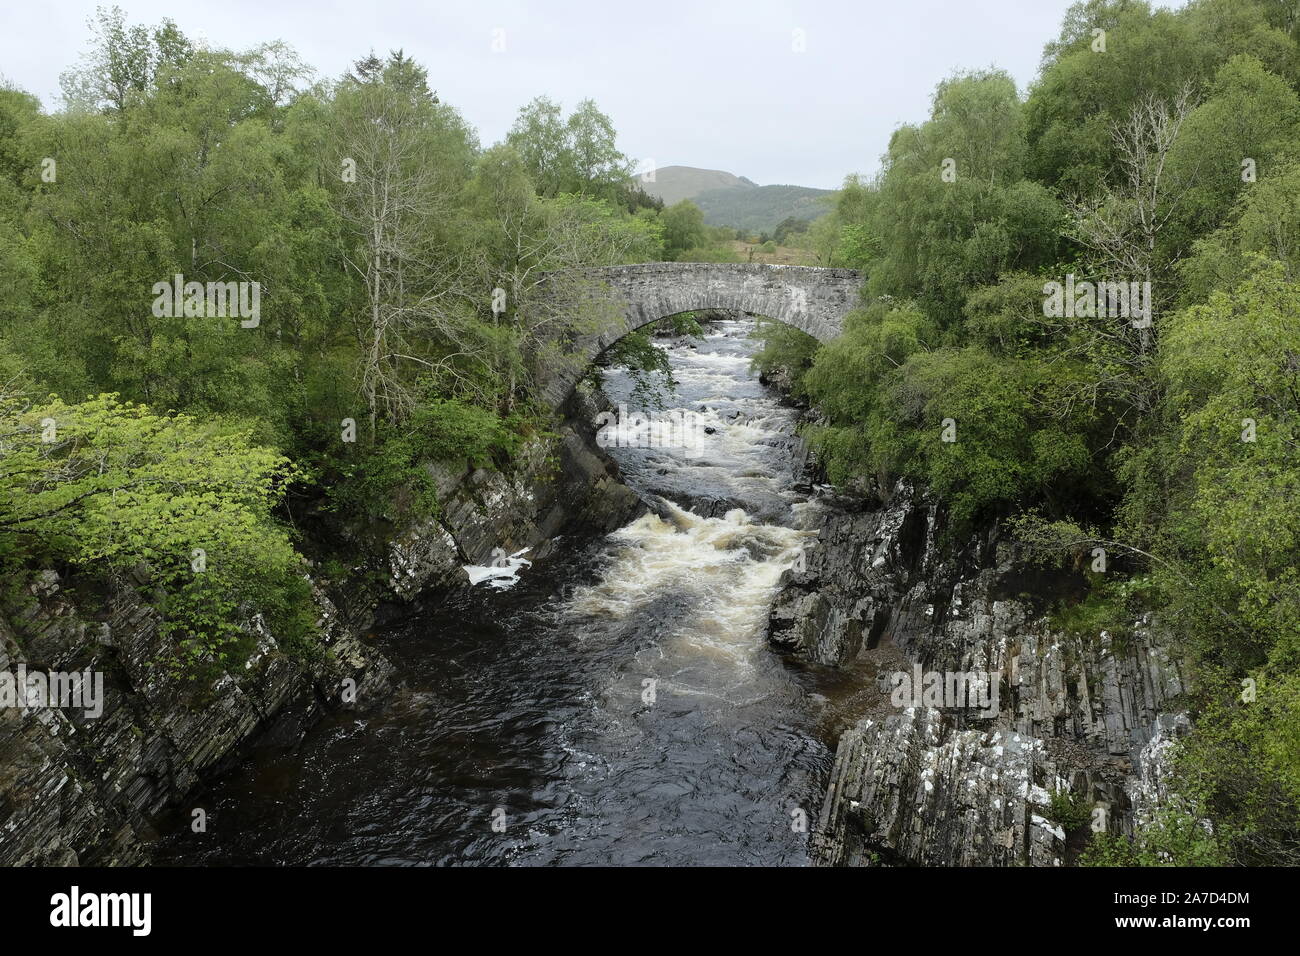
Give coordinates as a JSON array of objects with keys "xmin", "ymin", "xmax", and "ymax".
[{"xmin": 1, "ymin": 0, "xmax": 1181, "ymax": 190}]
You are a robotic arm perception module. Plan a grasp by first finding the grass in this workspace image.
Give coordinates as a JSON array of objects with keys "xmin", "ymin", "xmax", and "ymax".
[{"xmin": 727, "ymin": 240, "xmax": 817, "ymax": 266}]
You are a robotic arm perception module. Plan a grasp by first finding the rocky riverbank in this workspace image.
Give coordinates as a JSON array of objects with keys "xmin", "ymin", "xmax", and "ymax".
[
  {"xmin": 384, "ymin": 386, "xmax": 643, "ymax": 602},
  {"xmin": 765, "ymin": 479, "xmax": 1190, "ymax": 866},
  {"xmin": 0, "ymin": 394, "xmax": 642, "ymax": 866}
]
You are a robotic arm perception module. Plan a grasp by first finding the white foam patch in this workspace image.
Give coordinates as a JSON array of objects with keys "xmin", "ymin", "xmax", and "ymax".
[{"xmin": 463, "ymin": 548, "xmax": 533, "ymax": 590}]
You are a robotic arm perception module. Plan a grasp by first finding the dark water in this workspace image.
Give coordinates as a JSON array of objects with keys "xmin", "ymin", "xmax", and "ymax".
[{"xmin": 154, "ymin": 318, "xmax": 844, "ymax": 866}]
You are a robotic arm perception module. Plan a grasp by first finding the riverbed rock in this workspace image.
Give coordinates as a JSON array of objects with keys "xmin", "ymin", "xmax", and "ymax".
[
  {"xmin": 766, "ymin": 483, "xmax": 929, "ymax": 665},
  {"xmin": 1, "ymin": 387, "xmax": 645, "ymax": 866}
]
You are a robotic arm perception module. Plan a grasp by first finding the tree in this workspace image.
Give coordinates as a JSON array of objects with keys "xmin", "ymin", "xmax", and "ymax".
[
  {"xmin": 862, "ymin": 70, "xmax": 1061, "ymax": 325},
  {"xmin": 660, "ymin": 200, "xmax": 706, "ymax": 259},
  {"xmin": 1164, "ymin": 55, "xmax": 1300, "ymax": 258},
  {"xmin": 22, "ymin": 45, "xmax": 323, "ymax": 439},
  {"xmin": 1063, "ymin": 86, "xmax": 1197, "ymax": 417},
  {"xmin": 1178, "ymin": 162, "xmax": 1300, "ymax": 304},
  {"xmin": 506, "ymin": 96, "xmax": 570, "ymax": 197},
  {"xmin": 506, "ymin": 96, "xmax": 632, "ymax": 200},
  {"xmin": 238, "ymin": 40, "xmax": 314, "ymax": 110},
  {"xmin": 565, "ymin": 98, "xmax": 632, "ymax": 199},
  {"xmin": 59, "ymin": 6, "xmax": 191, "ymax": 112},
  {"xmin": 466, "ymin": 146, "xmax": 660, "ymax": 411},
  {"xmin": 330, "ymin": 51, "xmax": 479, "ymax": 429}
]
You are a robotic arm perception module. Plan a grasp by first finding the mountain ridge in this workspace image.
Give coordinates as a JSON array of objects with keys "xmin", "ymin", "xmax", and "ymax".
[{"xmin": 640, "ymin": 164, "xmax": 833, "ymax": 234}]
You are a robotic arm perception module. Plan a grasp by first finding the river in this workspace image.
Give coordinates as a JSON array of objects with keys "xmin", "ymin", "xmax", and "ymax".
[{"xmin": 154, "ymin": 316, "xmax": 847, "ymax": 866}]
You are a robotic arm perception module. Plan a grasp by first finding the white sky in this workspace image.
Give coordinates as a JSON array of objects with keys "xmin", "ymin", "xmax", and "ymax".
[{"xmin": 0, "ymin": 0, "xmax": 1185, "ymax": 189}]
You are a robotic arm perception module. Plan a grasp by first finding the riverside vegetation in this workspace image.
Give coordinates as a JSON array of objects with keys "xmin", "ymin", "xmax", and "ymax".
[
  {"xmin": 1, "ymin": 0, "xmax": 1298, "ymax": 866},
  {"xmin": 751, "ymin": 0, "xmax": 1300, "ymax": 866}
]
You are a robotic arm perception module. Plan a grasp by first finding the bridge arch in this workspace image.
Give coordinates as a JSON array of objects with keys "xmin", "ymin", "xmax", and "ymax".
[{"xmin": 538, "ymin": 262, "xmax": 863, "ymax": 407}]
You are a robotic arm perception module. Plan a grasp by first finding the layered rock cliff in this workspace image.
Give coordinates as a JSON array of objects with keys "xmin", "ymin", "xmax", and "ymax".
[
  {"xmin": 0, "ymin": 569, "xmax": 391, "ymax": 865},
  {"xmin": 766, "ymin": 481, "xmax": 1189, "ymax": 866}
]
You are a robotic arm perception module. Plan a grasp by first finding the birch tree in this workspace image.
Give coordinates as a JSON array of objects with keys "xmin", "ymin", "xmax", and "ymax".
[
  {"xmin": 1066, "ymin": 87, "xmax": 1198, "ymax": 335},
  {"xmin": 1058, "ymin": 85, "xmax": 1199, "ymax": 418},
  {"xmin": 331, "ymin": 53, "xmax": 482, "ymax": 429}
]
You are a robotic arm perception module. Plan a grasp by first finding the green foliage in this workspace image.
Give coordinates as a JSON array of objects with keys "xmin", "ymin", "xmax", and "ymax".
[
  {"xmin": 326, "ymin": 398, "xmax": 526, "ymax": 521},
  {"xmin": 673, "ymin": 242, "xmax": 742, "ymax": 263},
  {"xmin": 1049, "ymin": 582, "xmax": 1136, "ymax": 646},
  {"xmin": 1047, "ymin": 789, "xmax": 1093, "ymax": 832},
  {"xmin": 1025, "ymin": 0, "xmax": 1297, "ymax": 194},
  {"xmin": 1112, "ymin": 265, "xmax": 1300, "ymax": 865},
  {"xmin": 660, "ymin": 200, "xmax": 708, "ymax": 259},
  {"xmin": 1164, "ymin": 55, "xmax": 1300, "ymax": 253},
  {"xmin": 1169, "ymin": 667, "xmax": 1300, "ymax": 865},
  {"xmin": 772, "ymin": 216, "xmax": 810, "ymax": 245},
  {"xmin": 410, "ymin": 399, "xmax": 525, "ymax": 467},
  {"xmin": 1080, "ymin": 801, "xmax": 1225, "ymax": 867},
  {"xmin": 690, "ymin": 183, "xmax": 831, "ymax": 235},
  {"xmin": 0, "ymin": 11, "xmax": 666, "ymax": 686},
  {"xmin": 1179, "ymin": 163, "xmax": 1300, "ymax": 305},
  {"xmin": 3, "ymin": 0, "xmax": 1299, "ymax": 862},
  {"xmin": 861, "ymin": 70, "xmax": 1063, "ymax": 324},
  {"xmin": 506, "ymin": 96, "xmax": 633, "ymax": 201},
  {"xmin": 963, "ymin": 272, "xmax": 1062, "ymax": 356},
  {"xmin": 595, "ymin": 313, "xmax": 703, "ymax": 410},
  {"xmin": 748, "ymin": 317, "xmax": 820, "ymax": 398},
  {"xmin": 780, "ymin": 0, "xmax": 1300, "ymax": 865},
  {"xmin": 891, "ymin": 349, "xmax": 1094, "ymax": 520},
  {"xmin": 0, "ymin": 391, "xmax": 311, "ymax": 672},
  {"xmin": 801, "ymin": 301, "xmax": 1097, "ymax": 519},
  {"xmin": 1157, "ymin": 264, "xmax": 1300, "ymax": 645}
]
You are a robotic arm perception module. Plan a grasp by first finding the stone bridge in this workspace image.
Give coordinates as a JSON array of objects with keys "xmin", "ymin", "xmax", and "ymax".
[{"xmin": 538, "ymin": 262, "xmax": 863, "ymax": 406}]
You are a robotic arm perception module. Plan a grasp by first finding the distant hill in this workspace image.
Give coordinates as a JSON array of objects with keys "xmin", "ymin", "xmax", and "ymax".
[
  {"xmin": 640, "ymin": 165, "xmax": 757, "ymax": 205},
  {"xmin": 639, "ymin": 165, "xmax": 833, "ymax": 235},
  {"xmin": 694, "ymin": 184, "xmax": 833, "ymax": 235}
]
